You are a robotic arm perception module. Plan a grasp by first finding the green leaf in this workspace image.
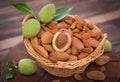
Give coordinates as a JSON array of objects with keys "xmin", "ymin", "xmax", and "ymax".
[
  {"xmin": 12, "ymin": 3, "xmax": 34, "ymax": 15},
  {"xmin": 53, "ymin": 7, "xmax": 72, "ymax": 21},
  {"xmin": 4, "ymin": 61, "xmax": 16, "ymax": 79}
]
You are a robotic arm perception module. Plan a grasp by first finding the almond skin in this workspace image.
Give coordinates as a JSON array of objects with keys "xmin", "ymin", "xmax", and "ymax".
[
  {"xmin": 95, "ymin": 55, "xmax": 110, "ymax": 66},
  {"xmin": 41, "ymin": 31, "xmax": 53, "ymax": 44},
  {"xmin": 34, "ymin": 45, "xmax": 49, "ymax": 58},
  {"xmin": 72, "ymin": 37, "xmax": 84, "ymax": 51},
  {"xmin": 78, "ymin": 52, "xmax": 89, "ymax": 60},
  {"xmin": 50, "ymin": 52, "xmax": 70, "ymax": 61},
  {"xmin": 73, "ymin": 73, "xmax": 83, "ymax": 81},
  {"xmin": 86, "ymin": 70, "xmax": 106, "ymax": 80}
]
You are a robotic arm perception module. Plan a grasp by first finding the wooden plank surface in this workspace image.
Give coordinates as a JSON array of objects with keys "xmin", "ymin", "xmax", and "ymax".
[{"xmin": 0, "ymin": 0, "xmax": 120, "ymax": 82}]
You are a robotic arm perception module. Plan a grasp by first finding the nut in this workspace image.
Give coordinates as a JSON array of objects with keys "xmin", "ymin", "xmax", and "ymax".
[
  {"xmin": 34, "ymin": 45, "xmax": 49, "ymax": 58},
  {"xmin": 78, "ymin": 52, "xmax": 89, "ymax": 60},
  {"xmin": 68, "ymin": 55, "xmax": 77, "ymax": 61},
  {"xmin": 50, "ymin": 52, "xmax": 70, "ymax": 61},
  {"xmin": 49, "ymin": 56, "xmax": 58, "ymax": 63},
  {"xmin": 73, "ymin": 73, "xmax": 83, "ymax": 81},
  {"xmin": 86, "ymin": 70, "xmax": 106, "ymax": 80},
  {"xmin": 95, "ymin": 55, "xmax": 110, "ymax": 66},
  {"xmin": 41, "ymin": 31, "xmax": 53, "ymax": 44},
  {"xmin": 72, "ymin": 37, "xmax": 84, "ymax": 51},
  {"xmin": 43, "ymin": 44, "xmax": 54, "ymax": 52}
]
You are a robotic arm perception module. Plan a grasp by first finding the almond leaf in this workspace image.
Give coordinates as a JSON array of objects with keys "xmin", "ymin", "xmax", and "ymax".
[
  {"xmin": 13, "ymin": 3, "xmax": 34, "ymax": 15},
  {"xmin": 53, "ymin": 7, "xmax": 72, "ymax": 21}
]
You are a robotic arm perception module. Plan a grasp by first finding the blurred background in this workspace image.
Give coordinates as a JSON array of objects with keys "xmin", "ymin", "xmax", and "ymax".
[{"xmin": 0, "ymin": 0, "xmax": 120, "ymax": 59}]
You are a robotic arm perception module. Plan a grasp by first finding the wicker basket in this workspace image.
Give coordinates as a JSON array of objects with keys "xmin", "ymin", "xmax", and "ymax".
[{"xmin": 23, "ymin": 15, "xmax": 107, "ymax": 77}]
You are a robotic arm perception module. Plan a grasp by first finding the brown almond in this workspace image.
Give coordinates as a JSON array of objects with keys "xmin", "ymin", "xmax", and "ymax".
[
  {"xmin": 66, "ymin": 48, "xmax": 72, "ymax": 54},
  {"xmin": 50, "ymin": 52, "xmax": 70, "ymax": 61},
  {"xmin": 70, "ymin": 22, "xmax": 77, "ymax": 29},
  {"xmin": 57, "ymin": 22, "xmax": 70, "ymax": 29},
  {"xmin": 99, "ymin": 66, "xmax": 106, "ymax": 72},
  {"xmin": 34, "ymin": 45, "xmax": 49, "ymax": 58},
  {"xmin": 73, "ymin": 33, "xmax": 82, "ymax": 39},
  {"xmin": 83, "ymin": 40, "xmax": 91, "ymax": 48},
  {"xmin": 74, "ymin": 15, "xmax": 85, "ymax": 28},
  {"xmin": 46, "ymin": 21, "xmax": 58, "ymax": 29},
  {"xmin": 71, "ymin": 46, "xmax": 78, "ymax": 55},
  {"xmin": 95, "ymin": 55, "xmax": 110, "ymax": 66},
  {"xmin": 87, "ymin": 38, "xmax": 100, "ymax": 48},
  {"xmin": 72, "ymin": 37, "xmax": 84, "ymax": 51},
  {"xmin": 49, "ymin": 56, "xmax": 58, "ymax": 63},
  {"xmin": 81, "ymin": 47, "xmax": 93, "ymax": 53},
  {"xmin": 31, "ymin": 37, "xmax": 39, "ymax": 48},
  {"xmin": 91, "ymin": 28, "xmax": 102, "ymax": 39},
  {"xmin": 73, "ymin": 28, "xmax": 80, "ymax": 33},
  {"xmin": 81, "ymin": 33, "xmax": 91, "ymax": 40},
  {"xmin": 65, "ymin": 19, "xmax": 73, "ymax": 25},
  {"xmin": 78, "ymin": 52, "xmax": 89, "ymax": 59},
  {"xmin": 41, "ymin": 31, "xmax": 53, "ymax": 44},
  {"xmin": 37, "ymin": 29, "xmax": 45, "ymax": 38},
  {"xmin": 86, "ymin": 70, "xmax": 106, "ymax": 80},
  {"xmin": 73, "ymin": 73, "xmax": 83, "ymax": 81},
  {"xmin": 43, "ymin": 44, "xmax": 54, "ymax": 52},
  {"xmin": 49, "ymin": 28, "xmax": 59, "ymax": 34},
  {"xmin": 68, "ymin": 55, "xmax": 77, "ymax": 61}
]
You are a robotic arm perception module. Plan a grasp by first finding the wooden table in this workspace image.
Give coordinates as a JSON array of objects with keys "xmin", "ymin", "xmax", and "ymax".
[{"xmin": 0, "ymin": 0, "xmax": 120, "ymax": 82}]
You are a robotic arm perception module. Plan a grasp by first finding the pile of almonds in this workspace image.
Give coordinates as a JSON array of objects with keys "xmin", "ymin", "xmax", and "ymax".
[
  {"xmin": 30, "ymin": 15, "xmax": 103, "ymax": 63},
  {"xmin": 73, "ymin": 55, "xmax": 110, "ymax": 81}
]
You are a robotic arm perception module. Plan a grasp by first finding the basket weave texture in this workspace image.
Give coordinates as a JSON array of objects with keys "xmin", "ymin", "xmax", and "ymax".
[{"xmin": 23, "ymin": 15, "xmax": 107, "ymax": 77}]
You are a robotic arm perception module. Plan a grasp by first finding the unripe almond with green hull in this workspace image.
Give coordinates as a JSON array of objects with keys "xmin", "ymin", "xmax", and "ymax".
[
  {"xmin": 18, "ymin": 58, "xmax": 38, "ymax": 75},
  {"xmin": 22, "ymin": 19, "xmax": 41, "ymax": 38},
  {"xmin": 38, "ymin": 4, "xmax": 56, "ymax": 23},
  {"xmin": 104, "ymin": 40, "xmax": 112, "ymax": 52}
]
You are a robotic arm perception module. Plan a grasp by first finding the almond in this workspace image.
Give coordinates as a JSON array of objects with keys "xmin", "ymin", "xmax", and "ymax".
[
  {"xmin": 74, "ymin": 15, "xmax": 85, "ymax": 28},
  {"xmin": 73, "ymin": 73, "xmax": 83, "ymax": 81},
  {"xmin": 87, "ymin": 38, "xmax": 100, "ymax": 48},
  {"xmin": 31, "ymin": 37, "xmax": 39, "ymax": 48},
  {"xmin": 83, "ymin": 40, "xmax": 91, "ymax": 48},
  {"xmin": 49, "ymin": 28, "xmax": 59, "ymax": 34},
  {"xmin": 71, "ymin": 45, "xmax": 78, "ymax": 55},
  {"xmin": 68, "ymin": 55, "xmax": 77, "ymax": 61},
  {"xmin": 72, "ymin": 37, "xmax": 84, "ymax": 51},
  {"xmin": 66, "ymin": 48, "xmax": 72, "ymax": 54},
  {"xmin": 37, "ymin": 29, "xmax": 45, "ymax": 38},
  {"xmin": 57, "ymin": 22, "xmax": 70, "ymax": 29},
  {"xmin": 64, "ymin": 19, "xmax": 73, "ymax": 25},
  {"xmin": 70, "ymin": 22, "xmax": 76, "ymax": 29},
  {"xmin": 46, "ymin": 21, "xmax": 58, "ymax": 30},
  {"xmin": 81, "ymin": 47, "xmax": 93, "ymax": 53},
  {"xmin": 81, "ymin": 33, "xmax": 91, "ymax": 40},
  {"xmin": 72, "ymin": 28, "xmax": 80, "ymax": 33},
  {"xmin": 86, "ymin": 70, "xmax": 106, "ymax": 80},
  {"xmin": 95, "ymin": 55, "xmax": 110, "ymax": 66},
  {"xmin": 73, "ymin": 33, "xmax": 82, "ymax": 39},
  {"xmin": 34, "ymin": 45, "xmax": 49, "ymax": 58},
  {"xmin": 49, "ymin": 56, "xmax": 58, "ymax": 63},
  {"xmin": 78, "ymin": 52, "xmax": 89, "ymax": 59},
  {"xmin": 50, "ymin": 52, "xmax": 70, "ymax": 61},
  {"xmin": 41, "ymin": 31, "xmax": 53, "ymax": 44},
  {"xmin": 43, "ymin": 44, "xmax": 54, "ymax": 52}
]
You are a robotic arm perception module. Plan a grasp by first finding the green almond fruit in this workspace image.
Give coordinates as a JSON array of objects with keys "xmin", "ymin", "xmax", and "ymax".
[
  {"xmin": 104, "ymin": 40, "xmax": 112, "ymax": 52},
  {"xmin": 38, "ymin": 4, "xmax": 56, "ymax": 23},
  {"xmin": 22, "ymin": 19, "xmax": 41, "ymax": 38},
  {"xmin": 18, "ymin": 58, "xmax": 38, "ymax": 75}
]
